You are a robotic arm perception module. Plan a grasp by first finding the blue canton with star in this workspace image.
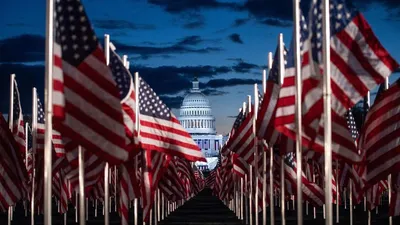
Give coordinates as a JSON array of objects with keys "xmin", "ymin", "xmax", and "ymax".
[
  {"xmin": 309, "ymin": 0, "xmax": 357, "ymax": 63},
  {"xmin": 37, "ymin": 97, "xmax": 45, "ymax": 124},
  {"xmin": 109, "ymin": 49, "xmax": 132, "ymax": 100},
  {"xmin": 13, "ymin": 82, "xmax": 21, "ymax": 120},
  {"xmin": 345, "ymin": 109, "xmax": 358, "ymax": 140},
  {"xmin": 55, "ymin": 0, "xmax": 98, "ymax": 66},
  {"xmin": 139, "ymin": 77, "xmax": 171, "ymax": 120}
]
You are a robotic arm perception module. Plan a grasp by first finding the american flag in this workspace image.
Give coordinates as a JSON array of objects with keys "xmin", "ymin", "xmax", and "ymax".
[
  {"xmin": 300, "ymin": 0, "xmax": 398, "ymax": 161},
  {"xmin": 36, "ymin": 96, "xmax": 65, "ymax": 156},
  {"xmin": 52, "ymin": 0, "xmax": 128, "ymax": 164},
  {"xmin": 141, "ymin": 150, "xmax": 170, "ymax": 222},
  {"xmin": 109, "ymin": 48, "xmax": 139, "ymax": 152},
  {"xmin": 275, "ymin": 3, "xmax": 364, "ymax": 163},
  {"xmin": 276, "ymin": 152, "xmax": 325, "ymax": 207},
  {"xmin": 359, "ymin": 79, "xmax": 400, "ymax": 185},
  {"xmin": 221, "ymin": 109, "xmax": 245, "ymax": 156},
  {"xmin": 138, "ymin": 76, "xmax": 205, "ymax": 162},
  {"xmin": 0, "ymin": 113, "xmax": 28, "ymax": 211},
  {"xmin": 12, "ymin": 79, "xmax": 25, "ymax": 155},
  {"xmin": 257, "ymin": 43, "xmax": 287, "ymax": 146}
]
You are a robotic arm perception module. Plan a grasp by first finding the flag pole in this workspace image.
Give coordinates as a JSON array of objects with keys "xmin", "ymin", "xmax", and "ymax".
[
  {"xmin": 254, "ymin": 84, "xmax": 259, "ymax": 225},
  {"xmin": 134, "ymin": 71, "xmax": 141, "ymax": 225},
  {"xmin": 78, "ymin": 146, "xmax": 86, "ymax": 225},
  {"xmin": 261, "ymin": 68, "xmax": 267, "ymax": 225},
  {"xmin": 292, "ymin": 0, "xmax": 303, "ymax": 222},
  {"xmin": 24, "ymin": 121, "xmax": 29, "ymax": 218},
  {"xmin": 267, "ymin": 52, "xmax": 275, "ymax": 225},
  {"xmin": 349, "ymin": 181, "xmax": 353, "ymax": 225},
  {"xmin": 8, "ymin": 74, "xmax": 16, "ymax": 225},
  {"xmin": 104, "ymin": 33, "xmax": 110, "ymax": 225},
  {"xmin": 322, "ymin": 0, "xmax": 333, "ymax": 224},
  {"xmin": 8, "ymin": 74, "xmax": 15, "ymax": 224},
  {"xmin": 336, "ymin": 160, "xmax": 339, "ymax": 223},
  {"xmin": 384, "ymin": 77, "xmax": 392, "ymax": 225},
  {"xmin": 44, "ymin": 0, "xmax": 54, "ymax": 223},
  {"xmin": 31, "ymin": 88, "xmax": 38, "ymax": 225},
  {"xmin": 247, "ymin": 95, "xmax": 253, "ymax": 225}
]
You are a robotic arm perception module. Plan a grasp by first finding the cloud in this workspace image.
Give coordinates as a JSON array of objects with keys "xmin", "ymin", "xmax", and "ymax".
[
  {"xmin": 229, "ymin": 58, "xmax": 260, "ymax": 73},
  {"xmin": 228, "ymin": 33, "xmax": 243, "ymax": 44},
  {"xmin": 93, "ymin": 19, "xmax": 156, "ymax": 30},
  {"xmin": 177, "ymin": 36, "xmax": 204, "ymax": 46},
  {"xmin": 147, "ymin": 0, "xmax": 235, "ymax": 13},
  {"xmin": 205, "ymin": 78, "xmax": 261, "ymax": 88},
  {"xmin": 202, "ymin": 89, "xmax": 228, "ymax": 96},
  {"xmin": 232, "ymin": 18, "xmax": 250, "ymax": 27},
  {"xmin": 0, "ymin": 35, "xmax": 45, "ymax": 63},
  {"xmin": 183, "ymin": 21, "xmax": 205, "ymax": 29},
  {"xmin": 131, "ymin": 64, "xmax": 232, "ymax": 95},
  {"xmin": 159, "ymin": 96, "xmax": 184, "ymax": 109},
  {"xmin": 260, "ymin": 18, "xmax": 292, "ymax": 27},
  {"xmin": 113, "ymin": 36, "xmax": 223, "ymax": 59}
]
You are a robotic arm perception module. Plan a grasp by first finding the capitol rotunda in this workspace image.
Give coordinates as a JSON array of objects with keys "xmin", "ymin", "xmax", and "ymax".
[{"xmin": 178, "ymin": 78, "xmax": 223, "ymax": 170}]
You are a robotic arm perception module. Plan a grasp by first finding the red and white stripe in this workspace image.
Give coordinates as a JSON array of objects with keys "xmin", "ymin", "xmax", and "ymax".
[
  {"xmin": 0, "ymin": 113, "xmax": 28, "ymax": 211},
  {"xmin": 225, "ymin": 111, "xmax": 255, "ymax": 164},
  {"xmin": 141, "ymin": 150, "xmax": 170, "ymax": 222},
  {"xmin": 359, "ymin": 81, "xmax": 400, "ymax": 184},
  {"xmin": 53, "ymin": 42, "xmax": 128, "ymax": 164},
  {"xmin": 140, "ymin": 113, "xmax": 205, "ymax": 162},
  {"xmin": 12, "ymin": 80, "xmax": 25, "ymax": 155}
]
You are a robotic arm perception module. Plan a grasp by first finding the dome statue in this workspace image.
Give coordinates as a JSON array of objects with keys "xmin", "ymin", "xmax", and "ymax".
[{"xmin": 179, "ymin": 77, "xmax": 216, "ymax": 135}]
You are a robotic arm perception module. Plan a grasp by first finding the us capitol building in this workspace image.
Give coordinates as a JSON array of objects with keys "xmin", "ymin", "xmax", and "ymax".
[{"xmin": 178, "ymin": 78, "xmax": 223, "ymax": 171}]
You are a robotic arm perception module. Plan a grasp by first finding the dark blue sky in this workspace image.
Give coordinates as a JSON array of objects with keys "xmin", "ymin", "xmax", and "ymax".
[{"xmin": 1, "ymin": 0, "xmax": 399, "ymax": 134}]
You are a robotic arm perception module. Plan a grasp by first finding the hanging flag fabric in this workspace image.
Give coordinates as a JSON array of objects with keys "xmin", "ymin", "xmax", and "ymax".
[
  {"xmin": 257, "ymin": 43, "xmax": 287, "ymax": 146},
  {"xmin": 109, "ymin": 48, "xmax": 139, "ymax": 155},
  {"xmin": 11, "ymin": 79, "xmax": 25, "ymax": 155},
  {"xmin": 359, "ymin": 79, "xmax": 400, "ymax": 185},
  {"xmin": 52, "ymin": 0, "xmax": 128, "ymax": 164},
  {"xmin": 0, "ymin": 112, "xmax": 28, "ymax": 211},
  {"xmin": 138, "ymin": 76, "xmax": 205, "ymax": 162}
]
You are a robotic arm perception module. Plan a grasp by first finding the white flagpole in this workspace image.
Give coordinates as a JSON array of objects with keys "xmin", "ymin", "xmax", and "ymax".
[
  {"xmin": 9, "ymin": 74, "xmax": 15, "ymax": 130},
  {"xmin": 8, "ymin": 74, "xmax": 14, "ymax": 225},
  {"xmin": 78, "ymin": 146, "xmax": 85, "ymax": 225},
  {"xmin": 292, "ymin": 0, "xmax": 303, "ymax": 222},
  {"xmin": 104, "ymin": 33, "xmax": 110, "ymax": 225},
  {"xmin": 44, "ymin": 0, "xmax": 54, "ymax": 223},
  {"xmin": 254, "ymin": 85, "xmax": 259, "ymax": 225},
  {"xmin": 248, "ymin": 95, "xmax": 253, "ymax": 225},
  {"xmin": 8, "ymin": 75, "xmax": 15, "ymax": 223},
  {"xmin": 349, "ymin": 181, "xmax": 353, "ymax": 225},
  {"xmin": 134, "ymin": 69, "xmax": 140, "ymax": 225},
  {"xmin": 241, "ymin": 176, "xmax": 244, "ymax": 220},
  {"xmin": 31, "ymin": 88, "xmax": 38, "ymax": 225},
  {"xmin": 25, "ymin": 122, "xmax": 29, "ymax": 218},
  {"xmin": 384, "ymin": 77, "xmax": 392, "ymax": 225},
  {"xmin": 336, "ymin": 160, "xmax": 339, "ymax": 223},
  {"xmin": 267, "ymin": 52, "xmax": 275, "ymax": 225},
  {"xmin": 262, "ymin": 68, "xmax": 267, "ymax": 225},
  {"xmin": 322, "ymin": 0, "xmax": 333, "ymax": 224}
]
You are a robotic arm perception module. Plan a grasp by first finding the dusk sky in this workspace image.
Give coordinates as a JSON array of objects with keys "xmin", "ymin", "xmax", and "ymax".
[{"xmin": 1, "ymin": 0, "xmax": 399, "ymax": 134}]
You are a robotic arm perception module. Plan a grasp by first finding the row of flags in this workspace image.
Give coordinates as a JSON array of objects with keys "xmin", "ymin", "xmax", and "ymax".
[
  {"xmin": 0, "ymin": 0, "xmax": 207, "ymax": 224},
  {"xmin": 207, "ymin": 0, "xmax": 400, "ymax": 223}
]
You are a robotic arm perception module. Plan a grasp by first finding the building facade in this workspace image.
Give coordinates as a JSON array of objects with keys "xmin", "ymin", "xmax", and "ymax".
[{"xmin": 178, "ymin": 78, "xmax": 223, "ymax": 170}]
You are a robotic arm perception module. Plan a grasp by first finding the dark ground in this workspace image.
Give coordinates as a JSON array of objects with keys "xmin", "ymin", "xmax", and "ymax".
[{"xmin": 1, "ymin": 188, "xmax": 399, "ymax": 224}]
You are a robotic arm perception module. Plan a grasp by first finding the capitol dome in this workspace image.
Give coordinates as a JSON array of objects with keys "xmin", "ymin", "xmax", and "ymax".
[{"xmin": 179, "ymin": 77, "xmax": 216, "ymax": 135}]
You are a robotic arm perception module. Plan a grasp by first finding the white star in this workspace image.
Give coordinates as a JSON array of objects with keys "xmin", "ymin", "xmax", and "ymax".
[
  {"xmin": 74, "ymin": 53, "xmax": 80, "ymax": 59},
  {"xmin": 80, "ymin": 16, "xmax": 86, "ymax": 22},
  {"xmin": 69, "ymin": 16, "xmax": 74, "ymax": 21},
  {"xmin": 68, "ymin": 6, "xmax": 73, "ymax": 12}
]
